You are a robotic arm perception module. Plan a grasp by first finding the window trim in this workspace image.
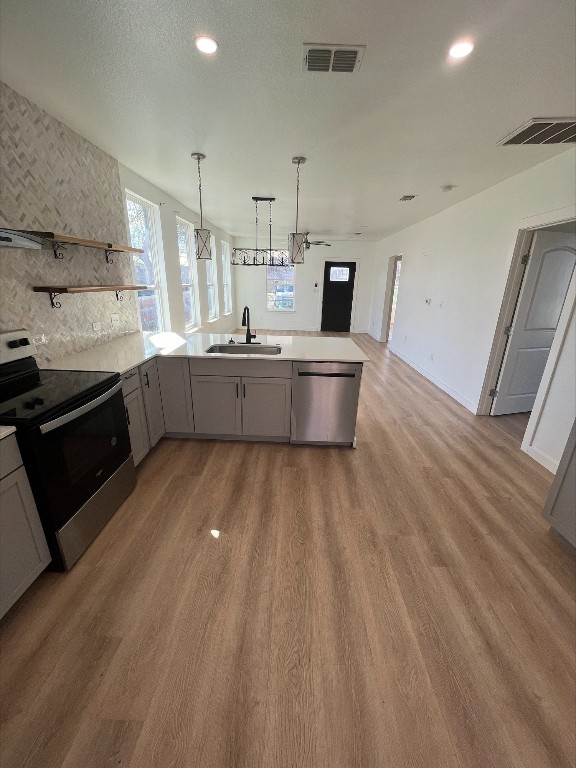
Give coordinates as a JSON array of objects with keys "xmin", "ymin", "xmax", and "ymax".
[
  {"xmin": 206, "ymin": 235, "xmax": 220, "ymax": 321},
  {"xmin": 125, "ymin": 190, "xmax": 167, "ymax": 334},
  {"xmin": 176, "ymin": 216, "xmax": 201, "ymax": 332}
]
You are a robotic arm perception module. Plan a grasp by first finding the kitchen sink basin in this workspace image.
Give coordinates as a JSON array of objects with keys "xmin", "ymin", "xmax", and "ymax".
[{"xmin": 205, "ymin": 344, "xmax": 282, "ymax": 355}]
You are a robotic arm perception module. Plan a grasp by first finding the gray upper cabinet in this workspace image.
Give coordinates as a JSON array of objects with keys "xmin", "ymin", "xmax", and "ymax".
[
  {"xmin": 140, "ymin": 359, "xmax": 165, "ymax": 447},
  {"xmin": 542, "ymin": 421, "xmax": 576, "ymax": 547},
  {"xmin": 191, "ymin": 375, "xmax": 242, "ymax": 435},
  {"xmin": 0, "ymin": 435, "xmax": 51, "ymax": 619},
  {"xmin": 242, "ymin": 377, "xmax": 291, "ymax": 437},
  {"xmin": 157, "ymin": 358, "xmax": 194, "ymax": 434}
]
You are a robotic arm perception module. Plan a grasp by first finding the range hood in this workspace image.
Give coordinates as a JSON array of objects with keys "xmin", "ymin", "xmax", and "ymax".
[{"xmin": 0, "ymin": 228, "xmax": 43, "ymax": 249}]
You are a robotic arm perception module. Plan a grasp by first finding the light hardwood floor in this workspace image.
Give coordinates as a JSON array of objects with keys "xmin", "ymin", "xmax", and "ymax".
[{"xmin": 1, "ymin": 333, "xmax": 575, "ymax": 768}]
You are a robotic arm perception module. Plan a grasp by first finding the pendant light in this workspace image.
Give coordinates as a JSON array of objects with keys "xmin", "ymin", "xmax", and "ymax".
[
  {"xmin": 288, "ymin": 156, "xmax": 306, "ymax": 264},
  {"xmin": 191, "ymin": 152, "xmax": 212, "ymax": 260},
  {"xmin": 232, "ymin": 196, "xmax": 290, "ymax": 266}
]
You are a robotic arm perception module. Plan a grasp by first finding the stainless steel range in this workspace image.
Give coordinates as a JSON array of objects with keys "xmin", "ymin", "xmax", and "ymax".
[{"xmin": 0, "ymin": 329, "xmax": 135, "ymax": 570}]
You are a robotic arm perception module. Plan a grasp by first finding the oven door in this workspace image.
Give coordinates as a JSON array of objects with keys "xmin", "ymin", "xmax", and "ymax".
[{"xmin": 23, "ymin": 381, "xmax": 131, "ymax": 531}]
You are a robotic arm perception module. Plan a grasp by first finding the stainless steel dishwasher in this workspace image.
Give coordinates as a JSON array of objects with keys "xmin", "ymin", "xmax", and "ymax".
[{"xmin": 290, "ymin": 361, "xmax": 363, "ymax": 445}]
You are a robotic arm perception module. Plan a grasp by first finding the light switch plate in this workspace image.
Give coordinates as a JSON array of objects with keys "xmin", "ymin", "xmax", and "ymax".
[{"xmin": 110, "ymin": 313, "xmax": 120, "ymax": 329}]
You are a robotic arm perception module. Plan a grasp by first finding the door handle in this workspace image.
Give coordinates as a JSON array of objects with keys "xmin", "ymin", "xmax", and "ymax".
[
  {"xmin": 243, "ymin": 383, "xmax": 246, "ymax": 398},
  {"xmin": 125, "ymin": 405, "xmax": 130, "ymax": 426},
  {"xmin": 236, "ymin": 382, "xmax": 239, "ymax": 398},
  {"xmin": 144, "ymin": 371, "xmax": 150, "ymax": 387}
]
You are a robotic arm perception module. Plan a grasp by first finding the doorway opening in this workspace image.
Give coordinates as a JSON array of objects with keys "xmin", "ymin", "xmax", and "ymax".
[
  {"xmin": 320, "ymin": 261, "xmax": 357, "ymax": 332},
  {"xmin": 386, "ymin": 255, "xmax": 402, "ymax": 341},
  {"xmin": 479, "ymin": 219, "xmax": 576, "ymax": 443}
]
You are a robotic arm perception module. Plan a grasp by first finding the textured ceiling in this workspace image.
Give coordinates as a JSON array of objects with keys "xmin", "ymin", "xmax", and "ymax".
[{"xmin": 1, "ymin": 0, "xmax": 575, "ymax": 241}]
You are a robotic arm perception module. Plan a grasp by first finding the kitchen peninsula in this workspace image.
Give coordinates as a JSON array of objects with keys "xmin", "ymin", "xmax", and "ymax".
[{"xmin": 47, "ymin": 331, "xmax": 369, "ymax": 455}]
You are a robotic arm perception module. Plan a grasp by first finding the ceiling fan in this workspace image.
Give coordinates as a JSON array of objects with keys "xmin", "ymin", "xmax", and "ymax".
[{"xmin": 303, "ymin": 232, "xmax": 331, "ymax": 249}]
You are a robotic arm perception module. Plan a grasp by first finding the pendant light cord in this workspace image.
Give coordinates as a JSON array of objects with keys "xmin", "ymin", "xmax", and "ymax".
[
  {"xmin": 196, "ymin": 155, "xmax": 203, "ymax": 229},
  {"xmin": 295, "ymin": 160, "xmax": 300, "ymax": 233}
]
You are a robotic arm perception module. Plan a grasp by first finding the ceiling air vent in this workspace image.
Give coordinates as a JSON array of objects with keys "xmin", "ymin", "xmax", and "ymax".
[
  {"xmin": 303, "ymin": 44, "xmax": 365, "ymax": 73},
  {"xmin": 498, "ymin": 118, "xmax": 576, "ymax": 146},
  {"xmin": 399, "ymin": 195, "xmax": 417, "ymax": 202}
]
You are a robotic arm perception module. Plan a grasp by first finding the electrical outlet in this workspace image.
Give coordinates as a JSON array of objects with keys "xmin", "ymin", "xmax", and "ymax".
[
  {"xmin": 110, "ymin": 313, "xmax": 120, "ymax": 329},
  {"xmin": 32, "ymin": 333, "xmax": 46, "ymax": 345},
  {"xmin": 92, "ymin": 322, "xmax": 102, "ymax": 332}
]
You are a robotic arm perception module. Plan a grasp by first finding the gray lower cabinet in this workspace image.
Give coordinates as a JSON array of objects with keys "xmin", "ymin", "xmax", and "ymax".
[
  {"xmin": 140, "ymin": 359, "xmax": 165, "ymax": 447},
  {"xmin": 190, "ymin": 374, "xmax": 291, "ymax": 438},
  {"xmin": 242, "ymin": 377, "xmax": 291, "ymax": 437},
  {"xmin": 123, "ymin": 388, "xmax": 150, "ymax": 466},
  {"xmin": 0, "ymin": 435, "xmax": 51, "ymax": 618},
  {"xmin": 157, "ymin": 358, "xmax": 194, "ymax": 434}
]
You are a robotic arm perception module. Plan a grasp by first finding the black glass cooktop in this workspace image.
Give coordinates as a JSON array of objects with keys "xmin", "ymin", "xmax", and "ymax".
[{"xmin": 0, "ymin": 358, "xmax": 119, "ymax": 427}]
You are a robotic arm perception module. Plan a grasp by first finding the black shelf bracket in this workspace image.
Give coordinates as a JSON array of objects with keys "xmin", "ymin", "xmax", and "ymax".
[
  {"xmin": 115, "ymin": 290, "xmax": 124, "ymax": 301},
  {"xmin": 49, "ymin": 292, "xmax": 62, "ymax": 309},
  {"xmin": 52, "ymin": 242, "xmax": 66, "ymax": 260}
]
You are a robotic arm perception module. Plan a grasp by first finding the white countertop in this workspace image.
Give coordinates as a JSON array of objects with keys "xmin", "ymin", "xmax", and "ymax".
[
  {"xmin": 0, "ymin": 425, "xmax": 17, "ymax": 440},
  {"xmin": 46, "ymin": 331, "xmax": 370, "ymax": 374}
]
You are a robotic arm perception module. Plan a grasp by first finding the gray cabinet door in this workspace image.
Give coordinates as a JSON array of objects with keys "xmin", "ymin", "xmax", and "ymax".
[
  {"xmin": 140, "ymin": 359, "xmax": 165, "ymax": 447},
  {"xmin": 191, "ymin": 375, "xmax": 242, "ymax": 435},
  {"xmin": 0, "ymin": 466, "xmax": 51, "ymax": 618},
  {"xmin": 124, "ymin": 388, "xmax": 150, "ymax": 466},
  {"xmin": 242, "ymin": 377, "xmax": 292, "ymax": 437},
  {"xmin": 157, "ymin": 358, "xmax": 195, "ymax": 434}
]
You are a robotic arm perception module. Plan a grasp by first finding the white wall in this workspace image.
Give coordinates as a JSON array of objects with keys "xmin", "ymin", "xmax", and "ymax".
[
  {"xmin": 522, "ymin": 269, "xmax": 576, "ymax": 472},
  {"xmin": 233, "ymin": 241, "xmax": 376, "ymax": 332},
  {"xmin": 369, "ymin": 150, "xmax": 576, "ymax": 413},
  {"xmin": 119, "ymin": 165, "xmax": 237, "ymax": 336}
]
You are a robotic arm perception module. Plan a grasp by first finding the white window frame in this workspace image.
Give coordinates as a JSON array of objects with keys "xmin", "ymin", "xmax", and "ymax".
[
  {"xmin": 206, "ymin": 235, "xmax": 220, "ymax": 321},
  {"xmin": 266, "ymin": 263, "xmax": 295, "ymax": 312},
  {"xmin": 176, "ymin": 216, "xmax": 201, "ymax": 331},
  {"xmin": 125, "ymin": 190, "xmax": 166, "ymax": 334},
  {"xmin": 221, "ymin": 240, "xmax": 233, "ymax": 315}
]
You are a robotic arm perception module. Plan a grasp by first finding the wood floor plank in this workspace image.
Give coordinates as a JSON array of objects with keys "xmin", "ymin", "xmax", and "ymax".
[{"xmin": 1, "ymin": 330, "xmax": 574, "ymax": 768}]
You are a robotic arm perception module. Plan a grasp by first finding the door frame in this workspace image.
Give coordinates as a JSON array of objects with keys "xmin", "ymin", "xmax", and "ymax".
[
  {"xmin": 384, "ymin": 254, "xmax": 402, "ymax": 342},
  {"xmin": 316, "ymin": 257, "xmax": 360, "ymax": 332},
  {"xmin": 477, "ymin": 214, "xmax": 576, "ymax": 416}
]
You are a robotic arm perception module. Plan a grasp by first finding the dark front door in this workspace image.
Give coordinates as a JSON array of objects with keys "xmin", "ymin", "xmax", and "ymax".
[{"xmin": 321, "ymin": 262, "xmax": 356, "ymax": 331}]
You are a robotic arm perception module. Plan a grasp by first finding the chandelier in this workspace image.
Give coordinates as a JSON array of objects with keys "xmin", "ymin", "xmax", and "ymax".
[
  {"xmin": 232, "ymin": 197, "xmax": 290, "ymax": 266},
  {"xmin": 191, "ymin": 152, "xmax": 212, "ymax": 259}
]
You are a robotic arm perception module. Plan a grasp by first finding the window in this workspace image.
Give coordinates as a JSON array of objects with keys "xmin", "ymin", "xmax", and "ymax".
[
  {"xmin": 221, "ymin": 241, "xmax": 232, "ymax": 314},
  {"xmin": 176, "ymin": 217, "xmax": 200, "ymax": 330},
  {"xmin": 266, "ymin": 265, "xmax": 295, "ymax": 311},
  {"xmin": 330, "ymin": 266, "xmax": 350, "ymax": 281},
  {"xmin": 206, "ymin": 235, "xmax": 219, "ymax": 321},
  {"xmin": 125, "ymin": 191, "xmax": 164, "ymax": 334}
]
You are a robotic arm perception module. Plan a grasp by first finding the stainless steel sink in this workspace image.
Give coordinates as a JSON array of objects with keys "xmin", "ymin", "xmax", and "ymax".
[{"xmin": 205, "ymin": 344, "xmax": 282, "ymax": 355}]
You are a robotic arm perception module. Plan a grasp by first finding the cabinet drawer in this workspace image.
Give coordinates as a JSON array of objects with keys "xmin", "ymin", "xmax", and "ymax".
[
  {"xmin": 0, "ymin": 434, "xmax": 22, "ymax": 480},
  {"xmin": 121, "ymin": 367, "xmax": 141, "ymax": 396},
  {"xmin": 189, "ymin": 358, "xmax": 293, "ymax": 378}
]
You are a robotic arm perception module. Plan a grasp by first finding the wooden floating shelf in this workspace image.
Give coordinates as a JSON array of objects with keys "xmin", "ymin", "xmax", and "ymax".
[
  {"xmin": 22, "ymin": 230, "xmax": 143, "ymax": 253},
  {"xmin": 17, "ymin": 229, "xmax": 143, "ymax": 261},
  {"xmin": 33, "ymin": 285, "xmax": 150, "ymax": 308}
]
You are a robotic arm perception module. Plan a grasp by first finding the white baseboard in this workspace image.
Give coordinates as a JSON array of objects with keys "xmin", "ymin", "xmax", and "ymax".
[
  {"xmin": 521, "ymin": 445, "xmax": 559, "ymax": 474},
  {"xmin": 389, "ymin": 345, "xmax": 477, "ymax": 413}
]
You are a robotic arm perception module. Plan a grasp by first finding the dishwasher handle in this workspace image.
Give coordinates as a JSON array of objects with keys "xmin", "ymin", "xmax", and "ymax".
[{"xmin": 297, "ymin": 371, "xmax": 356, "ymax": 377}]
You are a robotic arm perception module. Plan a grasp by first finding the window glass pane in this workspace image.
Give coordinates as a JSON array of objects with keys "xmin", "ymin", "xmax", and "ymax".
[
  {"xmin": 137, "ymin": 289, "xmax": 161, "ymax": 333},
  {"xmin": 176, "ymin": 217, "xmax": 200, "ymax": 330},
  {"xmin": 177, "ymin": 223, "xmax": 191, "ymax": 285},
  {"xmin": 207, "ymin": 236, "xmax": 219, "ymax": 320},
  {"xmin": 126, "ymin": 196, "xmax": 157, "ymax": 286},
  {"xmin": 266, "ymin": 266, "xmax": 295, "ymax": 311},
  {"xmin": 330, "ymin": 266, "xmax": 350, "ymax": 282},
  {"xmin": 221, "ymin": 241, "xmax": 232, "ymax": 314}
]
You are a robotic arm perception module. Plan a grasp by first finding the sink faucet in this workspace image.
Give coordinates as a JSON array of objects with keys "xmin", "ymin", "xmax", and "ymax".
[{"xmin": 241, "ymin": 306, "xmax": 257, "ymax": 344}]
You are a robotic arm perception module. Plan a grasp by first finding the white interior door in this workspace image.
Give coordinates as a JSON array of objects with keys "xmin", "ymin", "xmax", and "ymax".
[{"xmin": 492, "ymin": 230, "xmax": 576, "ymax": 415}]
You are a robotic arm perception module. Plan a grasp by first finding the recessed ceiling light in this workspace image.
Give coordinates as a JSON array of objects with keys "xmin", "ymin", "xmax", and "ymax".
[
  {"xmin": 449, "ymin": 40, "xmax": 474, "ymax": 59},
  {"xmin": 196, "ymin": 36, "xmax": 219, "ymax": 54}
]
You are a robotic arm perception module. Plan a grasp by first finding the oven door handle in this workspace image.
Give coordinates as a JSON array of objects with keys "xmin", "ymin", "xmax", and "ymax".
[{"xmin": 39, "ymin": 380, "xmax": 123, "ymax": 434}]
